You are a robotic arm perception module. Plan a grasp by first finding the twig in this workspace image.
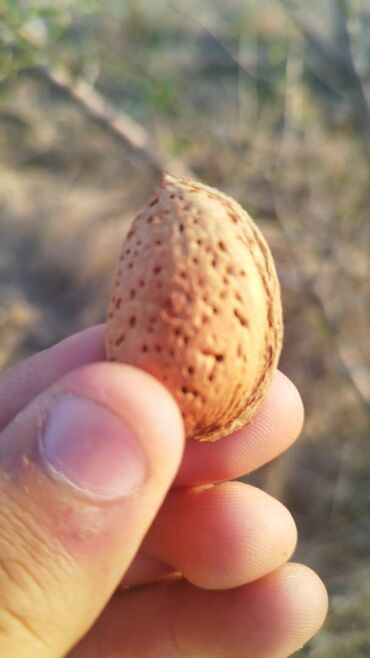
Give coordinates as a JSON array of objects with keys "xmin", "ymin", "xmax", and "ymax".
[
  {"xmin": 23, "ymin": 65, "xmax": 194, "ymax": 179},
  {"xmin": 166, "ymin": 0, "xmax": 275, "ymax": 84},
  {"xmin": 280, "ymin": 0, "xmax": 370, "ymax": 154},
  {"xmin": 8, "ymin": 17, "xmax": 194, "ymax": 178}
]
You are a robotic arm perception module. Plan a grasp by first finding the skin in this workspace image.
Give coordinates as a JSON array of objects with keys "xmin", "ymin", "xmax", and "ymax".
[{"xmin": 0, "ymin": 324, "xmax": 328, "ymax": 658}]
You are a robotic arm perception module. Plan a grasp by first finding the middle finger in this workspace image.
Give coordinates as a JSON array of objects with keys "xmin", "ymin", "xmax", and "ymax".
[
  {"xmin": 174, "ymin": 369, "xmax": 304, "ymax": 487},
  {"xmin": 124, "ymin": 480, "xmax": 297, "ymax": 590}
]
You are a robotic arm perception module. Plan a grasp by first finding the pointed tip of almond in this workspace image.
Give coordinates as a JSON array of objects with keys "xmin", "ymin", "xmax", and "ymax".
[{"xmin": 160, "ymin": 171, "xmax": 177, "ymax": 185}]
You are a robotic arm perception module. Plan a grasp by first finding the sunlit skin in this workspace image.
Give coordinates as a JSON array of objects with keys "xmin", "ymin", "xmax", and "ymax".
[{"xmin": 0, "ymin": 324, "xmax": 328, "ymax": 658}]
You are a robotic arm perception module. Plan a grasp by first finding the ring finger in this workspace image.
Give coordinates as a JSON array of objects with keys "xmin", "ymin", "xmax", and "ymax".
[{"xmin": 124, "ymin": 480, "xmax": 297, "ymax": 589}]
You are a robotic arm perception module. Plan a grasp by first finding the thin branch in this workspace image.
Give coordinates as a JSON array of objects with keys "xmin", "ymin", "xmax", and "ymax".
[
  {"xmin": 6, "ymin": 19, "xmax": 193, "ymax": 178},
  {"xmin": 280, "ymin": 0, "xmax": 370, "ymax": 153},
  {"xmin": 281, "ymin": 0, "xmax": 351, "ymax": 70},
  {"xmin": 167, "ymin": 0, "xmax": 275, "ymax": 84},
  {"xmin": 331, "ymin": 0, "xmax": 370, "ymax": 134},
  {"xmin": 24, "ymin": 65, "xmax": 193, "ymax": 179}
]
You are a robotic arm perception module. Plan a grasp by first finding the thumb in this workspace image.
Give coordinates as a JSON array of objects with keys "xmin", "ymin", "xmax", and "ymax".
[{"xmin": 0, "ymin": 362, "xmax": 184, "ymax": 658}]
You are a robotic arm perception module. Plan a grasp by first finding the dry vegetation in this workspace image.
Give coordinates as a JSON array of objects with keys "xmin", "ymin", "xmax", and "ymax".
[{"xmin": 0, "ymin": 1, "xmax": 369, "ymax": 655}]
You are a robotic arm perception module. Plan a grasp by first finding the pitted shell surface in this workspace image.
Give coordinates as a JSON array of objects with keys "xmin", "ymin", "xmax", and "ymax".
[{"xmin": 106, "ymin": 173, "xmax": 283, "ymax": 441}]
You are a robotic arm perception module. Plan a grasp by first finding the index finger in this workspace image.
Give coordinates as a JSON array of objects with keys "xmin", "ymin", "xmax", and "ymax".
[{"xmin": 0, "ymin": 325, "xmax": 105, "ymax": 431}]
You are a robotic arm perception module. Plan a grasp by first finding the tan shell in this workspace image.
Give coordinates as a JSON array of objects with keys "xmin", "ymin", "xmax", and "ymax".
[{"xmin": 106, "ymin": 173, "xmax": 283, "ymax": 441}]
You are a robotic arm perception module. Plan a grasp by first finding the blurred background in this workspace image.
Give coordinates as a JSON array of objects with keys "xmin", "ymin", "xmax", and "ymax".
[{"xmin": 0, "ymin": 0, "xmax": 369, "ymax": 655}]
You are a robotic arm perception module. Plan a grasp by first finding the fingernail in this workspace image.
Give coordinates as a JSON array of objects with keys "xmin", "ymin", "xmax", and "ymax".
[{"xmin": 39, "ymin": 394, "xmax": 147, "ymax": 500}]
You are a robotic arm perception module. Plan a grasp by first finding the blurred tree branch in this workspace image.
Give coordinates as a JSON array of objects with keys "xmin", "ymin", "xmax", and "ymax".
[
  {"xmin": 167, "ymin": 0, "xmax": 274, "ymax": 84},
  {"xmin": 1, "ymin": 4, "xmax": 192, "ymax": 178},
  {"xmin": 24, "ymin": 65, "xmax": 192, "ymax": 179},
  {"xmin": 280, "ymin": 0, "xmax": 370, "ymax": 154}
]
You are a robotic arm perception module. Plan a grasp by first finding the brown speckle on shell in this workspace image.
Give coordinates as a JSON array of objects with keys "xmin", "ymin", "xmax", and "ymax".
[{"xmin": 106, "ymin": 173, "xmax": 283, "ymax": 441}]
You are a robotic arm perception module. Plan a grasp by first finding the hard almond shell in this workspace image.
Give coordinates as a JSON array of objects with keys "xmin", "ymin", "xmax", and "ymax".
[{"xmin": 106, "ymin": 173, "xmax": 283, "ymax": 441}]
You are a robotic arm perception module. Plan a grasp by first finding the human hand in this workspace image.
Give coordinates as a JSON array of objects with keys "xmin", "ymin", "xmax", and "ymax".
[{"xmin": 0, "ymin": 324, "xmax": 327, "ymax": 658}]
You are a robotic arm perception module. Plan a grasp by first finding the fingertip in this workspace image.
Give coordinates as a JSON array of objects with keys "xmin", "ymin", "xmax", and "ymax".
[
  {"xmin": 0, "ymin": 324, "xmax": 107, "ymax": 431},
  {"xmin": 251, "ymin": 370, "xmax": 305, "ymax": 451},
  {"xmin": 146, "ymin": 481, "xmax": 299, "ymax": 590},
  {"xmin": 175, "ymin": 370, "xmax": 305, "ymax": 486},
  {"xmin": 169, "ymin": 561, "xmax": 328, "ymax": 658},
  {"xmin": 226, "ymin": 369, "xmax": 305, "ymax": 474},
  {"xmin": 276, "ymin": 562, "xmax": 329, "ymax": 639},
  {"xmin": 249, "ymin": 562, "xmax": 328, "ymax": 658},
  {"xmin": 271, "ymin": 370, "xmax": 305, "ymax": 437},
  {"xmin": 222, "ymin": 562, "xmax": 328, "ymax": 657}
]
